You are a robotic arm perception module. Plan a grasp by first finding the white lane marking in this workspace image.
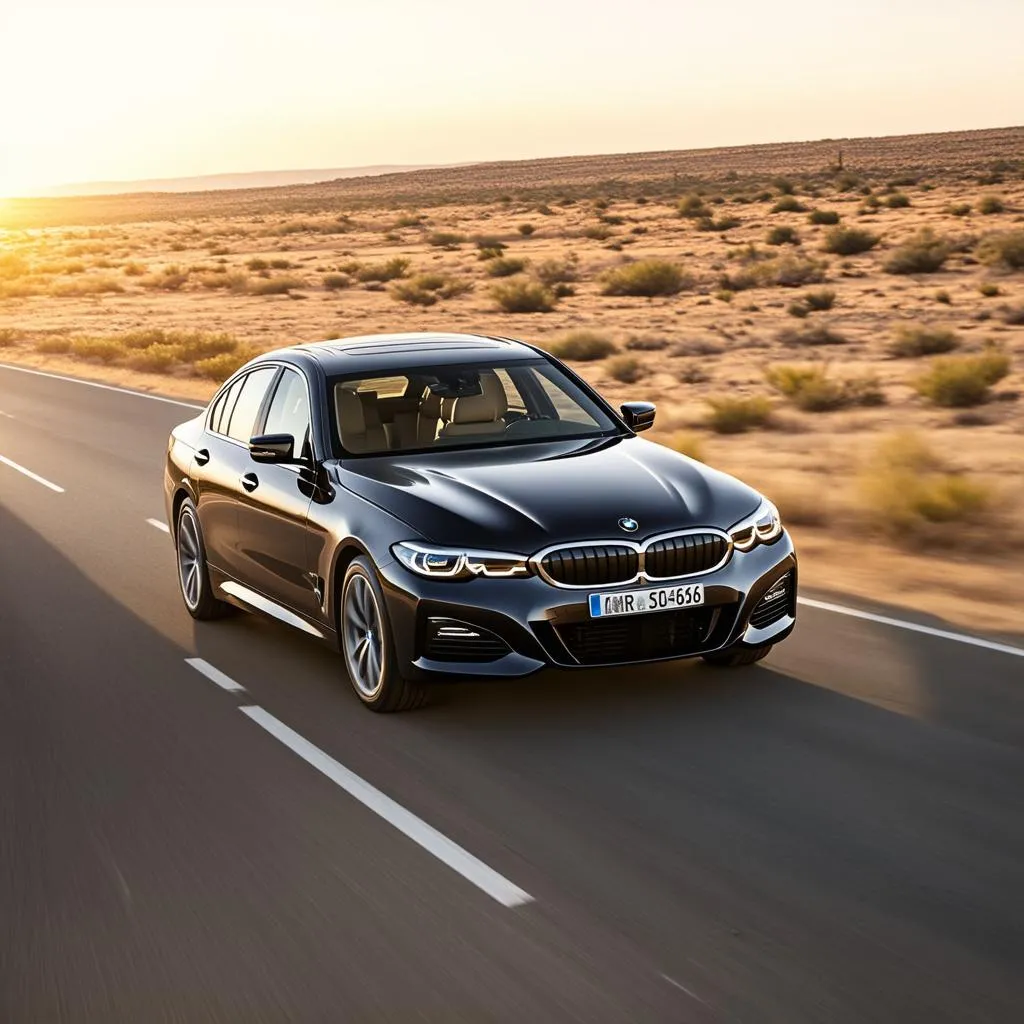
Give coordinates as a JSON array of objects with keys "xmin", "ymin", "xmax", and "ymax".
[
  {"xmin": 798, "ymin": 597, "xmax": 1024, "ymax": 659},
  {"xmin": 240, "ymin": 704, "xmax": 534, "ymax": 908},
  {"xmin": 185, "ymin": 657, "xmax": 247, "ymax": 693},
  {"xmin": 660, "ymin": 974, "xmax": 712, "ymax": 1007},
  {"xmin": 0, "ymin": 454, "xmax": 65, "ymax": 493},
  {"xmin": 0, "ymin": 362, "xmax": 205, "ymax": 410},
  {"xmin": 0, "ymin": 410, "xmax": 14, "ymax": 419},
  {"xmin": 146, "ymin": 518, "xmax": 170, "ymax": 534}
]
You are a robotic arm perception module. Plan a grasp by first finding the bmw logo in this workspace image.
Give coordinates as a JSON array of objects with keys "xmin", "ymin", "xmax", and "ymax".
[{"xmin": 618, "ymin": 517, "xmax": 639, "ymax": 533}]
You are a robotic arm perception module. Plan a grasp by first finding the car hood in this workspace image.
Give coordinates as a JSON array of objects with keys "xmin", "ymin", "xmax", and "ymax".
[{"xmin": 336, "ymin": 436, "xmax": 762, "ymax": 552}]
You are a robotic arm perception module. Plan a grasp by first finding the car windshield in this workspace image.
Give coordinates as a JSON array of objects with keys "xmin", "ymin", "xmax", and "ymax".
[{"xmin": 328, "ymin": 358, "xmax": 621, "ymax": 456}]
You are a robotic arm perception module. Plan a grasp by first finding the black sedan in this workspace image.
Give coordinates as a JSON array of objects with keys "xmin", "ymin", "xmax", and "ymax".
[{"xmin": 164, "ymin": 332, "xmax": 796, "ymax": 710}]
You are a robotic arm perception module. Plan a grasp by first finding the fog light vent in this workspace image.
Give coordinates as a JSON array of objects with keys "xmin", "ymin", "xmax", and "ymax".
[
  {"xmin": 423, "ymin": 618, "xmax": 511, "ymax": 663},
  {"xmin": 749, "ymin": 572, "xmax": 793, "ymax": 630}
]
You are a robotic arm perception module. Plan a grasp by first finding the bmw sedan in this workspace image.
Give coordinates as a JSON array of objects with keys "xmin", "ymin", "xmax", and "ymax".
[{"xmin": 164, "ymin": 332, "xmax": 796, "ymax": 711}]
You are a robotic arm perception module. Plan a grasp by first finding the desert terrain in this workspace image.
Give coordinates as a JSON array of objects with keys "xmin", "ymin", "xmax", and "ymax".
[{"xmin": 1, "ymin": 127, "xmax": 1022, "ymax": 631}]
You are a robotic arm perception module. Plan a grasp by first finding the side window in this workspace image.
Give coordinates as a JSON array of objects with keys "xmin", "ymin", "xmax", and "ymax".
[
  {"xmin": 209, "ymin": 376, "xmax": 243, "ymax": 435},
  {"xmin": 226, "ymin": 366, "xmax": 278, "ymax": 443},
  {"xmin": 263, "ymin": 368, "xmax": 311, "ymax": 457},
  {"xmin": 493, "ymin": 368, "xmax": 528, "ymax": 415}
]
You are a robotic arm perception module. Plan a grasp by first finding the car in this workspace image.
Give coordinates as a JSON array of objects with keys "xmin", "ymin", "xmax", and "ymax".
[{"xmin": 164, "ymin": 332, "xmax": 797, "ymax": 711}]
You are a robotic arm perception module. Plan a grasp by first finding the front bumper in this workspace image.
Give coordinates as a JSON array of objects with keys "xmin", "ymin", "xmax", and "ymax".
[{"xmin": 379, "ymin": 531, "xmax": 797, "ymax": 680}]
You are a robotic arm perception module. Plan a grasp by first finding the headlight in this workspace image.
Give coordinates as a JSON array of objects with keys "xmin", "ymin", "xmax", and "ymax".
[
  {"xmin": 392, "ymin": 541, "xmax": 530, "ymax": 580},
  {"xmin": 729, "ymin": 498, "xmax": 783, "ymax": 552}
]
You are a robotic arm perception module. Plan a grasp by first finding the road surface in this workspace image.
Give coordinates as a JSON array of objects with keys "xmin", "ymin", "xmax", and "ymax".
[{"xmin": 1, "ymin": 363, "xmax": 1022, "ymax": 1023}]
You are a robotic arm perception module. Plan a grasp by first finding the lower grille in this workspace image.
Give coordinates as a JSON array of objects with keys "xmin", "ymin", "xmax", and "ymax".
[
  {"xmin": 749, "ymin": 573, "xmax": 793, "ymax": 629},
  {"xmin": 539, "ymin": 544, "xmax": 638, "ymax": 587},
  {"xmin": 557, "ymin": 606, "xmax": 725, "ymax": 666},
  {"xmin": 423, "ymin": 618, "xmax": 510, "ymax": 662}
]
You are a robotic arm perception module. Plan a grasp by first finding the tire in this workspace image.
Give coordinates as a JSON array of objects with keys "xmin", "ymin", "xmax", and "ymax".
[
  {"xmin": 175, "ymin": 498, "xmax": 231, "ymax": 621},
  {"xmin": 702, "ymin": 643, "xmax": 773, "ymax": 667},
  {"xmin": 340, "ymin": 556, "xmax": 427, "ymax": 712}
]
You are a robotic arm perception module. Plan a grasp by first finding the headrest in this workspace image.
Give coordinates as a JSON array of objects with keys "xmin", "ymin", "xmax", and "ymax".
[
  {"xmin": 358, "ymin": 390, "xmax": 382, "ymax": 427},
  {"xmin": 451, "ymin": 373, "xmax": 508, "ymax": 424},
  {"xmin": 336, "ymin": 389, "xmax": 365, "ymax": 435}
]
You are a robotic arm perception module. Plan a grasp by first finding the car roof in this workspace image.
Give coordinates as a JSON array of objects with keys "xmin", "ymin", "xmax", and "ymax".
[{"xmin": 274, "ymin": 332, "xmax": 542, "ymax": 375}]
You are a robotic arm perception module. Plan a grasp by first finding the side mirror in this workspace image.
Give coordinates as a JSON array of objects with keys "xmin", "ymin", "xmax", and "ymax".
[
  {"xmin": 249, "ymin": 433, "xmax": 297, "ymax": 463},
  {"xmin": 620, "ymin": 401, "xmax": 656, "ymax": 433}
]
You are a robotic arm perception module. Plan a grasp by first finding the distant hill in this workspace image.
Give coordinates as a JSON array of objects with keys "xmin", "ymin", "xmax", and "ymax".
[{"xmin": 40, "ymin": 164, "xmax": 460, "ymax": 197}]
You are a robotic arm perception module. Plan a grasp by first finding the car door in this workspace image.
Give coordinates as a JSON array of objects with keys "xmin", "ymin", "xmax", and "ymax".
[
  {"xmin": 231, "ymin": 366, "xmax": 320, "ymax": 621},
  {"xmin": 192, "ymin": 365, "xmax": 279, "ymax": 575}
]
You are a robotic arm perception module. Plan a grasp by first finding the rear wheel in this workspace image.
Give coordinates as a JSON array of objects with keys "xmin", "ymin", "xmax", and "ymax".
[
  {"xmin": 341, "ymin": 557, "xmax": 427, "ymax": 712},
  {"xmin": 176, "ymin": 499, "xmax": 231, "ymax": 620},
  {"xmin": 702, "ymin": 643, "xmax": 773, "ymax": 667}
]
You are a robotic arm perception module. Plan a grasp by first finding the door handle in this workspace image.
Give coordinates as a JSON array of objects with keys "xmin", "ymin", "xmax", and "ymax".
[
  {"xmin": 241, "ymin": 472, "xmax": 259, "ymax": 493},
  {"xmin": 194, "ymin": 447, "xmax": 210, "ymax": 466}
]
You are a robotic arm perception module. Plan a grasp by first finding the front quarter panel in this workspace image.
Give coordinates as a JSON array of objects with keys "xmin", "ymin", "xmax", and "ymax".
[{"xmin": 163, "ymin": 415, "xmax": 204, "ymax": 531}]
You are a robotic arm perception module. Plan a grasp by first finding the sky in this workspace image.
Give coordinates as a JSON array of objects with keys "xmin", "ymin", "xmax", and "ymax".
[{"xmin": 1, "ymin": 0, "xmax": 1022, "ymax": 196}]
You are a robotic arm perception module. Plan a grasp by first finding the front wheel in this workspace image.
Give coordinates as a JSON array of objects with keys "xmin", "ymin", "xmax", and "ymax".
[
  {"xmin": 702, "ymin": 643, "xmax": 773, "ymax": 667},
  {"xmin": 340, "ymin": 557, "xmax": 427, "ymax": 712}
]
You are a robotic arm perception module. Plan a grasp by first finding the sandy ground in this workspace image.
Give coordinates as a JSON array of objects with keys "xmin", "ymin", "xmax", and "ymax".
[{"xmin": 1, "ymin": 129, "xmax": 1022, "ymax": 634}]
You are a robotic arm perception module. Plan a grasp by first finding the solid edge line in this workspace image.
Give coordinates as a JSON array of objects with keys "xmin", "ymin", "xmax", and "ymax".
[
  {"xmin": 0, "ymin": 362, "xmax": 205, "ymax": 410},
  {"xmin": 797, "ymin": 597, "xmax": 1024, "ymax": 659},
  {"xmin": 146, "ymin": 518, "xmax": 171, "ymax": 534},
  {"xmin": 0, "ymin": 454, "xmax": 65, "ymax": 493},
  {"xmin": 239, "ymin": 705, "xmax": 534, "ymax": 908},
  {"xmin": 185, "ymin": 657, "xmax": 247, "ymax": 692}
]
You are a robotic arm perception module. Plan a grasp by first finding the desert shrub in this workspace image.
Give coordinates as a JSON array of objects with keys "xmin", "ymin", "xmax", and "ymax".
[
  {"xmin": 766, "ymin": 225, "xmax": 800, "ymax": 246},
  {"xmin": 120, "ymin": 328, "xmax": 170, "ymax": 349},
  {"xmin": 474, "ymin": 235, "xmax": 506, "ymax": 255},
  {"xmin": 194, "ymin": 351, "xmax": 254, "ymax": 381},
  {"xmin": 705, "ymin": 395, "xmax": 773, "ymax": 434},
  {"xmin": 268, "ymin": 258, "xmax": 292, "ymax": 270},
  {"xmin": 248, "ymin": 275, "xmax": 303, "ymax": 295},
  {"xmin": 720, "ymin": 254, "xmax": 826, "ymax": 290},
  {"xmin": 581, "ymin": 224, "xmax": 613, "ymax": 240},
  {"xmin": 778, "ymin": 323, "xmax": 848, "ymax": 347},
  {"xmin": 50, "ymin": 275, "xmax": 125, "ymax": 296},
  {"xmin": 1002, "ymin": 305, "xmax": 1024, "ymax": 325},
  {"xmin": 771, "ymin": 196, "xmax": 806, "ymax": 213},
  {"xmin": 490, "ymin": 279, "xmax": 556, "ymax": 313},
  {"xmin": 125, "ymin": 345, "xmax": 181, "ymax": 373},
  {"xmin": 808, "ymin": 209, "xmax": 840, "ymax": 225},
  {"xmin": 548, "ymin": 330, "xmax": 616, "ymax": 361},
  {"xmin": 677, "ymin": 194, "xmax": 708, "ymax": 219},
  {"xmin": 143, "ymin": 266, "xmax": 190, "ymax": 291},
  {"xmin": 802, "ymin": 288, "xmax": 836, "ymax": 311},
  {"xmin": 246, "ymin": 257, "xmax": 269, "ymax": 271},
  {"xmin": 518, "ymin": 223, "xmax": 536, "ymax": 237},
  {"xmin": 715, "ymin": 289, "xmax": 734, "ymax": 303},
  {"xmin": 391, "ymin": 273, "xmax": 473, "ymax": 307},
  {"xmin": 976, "ymin": 230, "xmax": 1024, "ymax": 270},
  {"xmin": 787, "ymin": 301, "xmax": 809, "ymax": 318},
  {"xmin": 977, "ymin": 195, "xmax": 1005, "ymax": 215},
  {"xmin": 35, "ymin": 336, "xmax": 72, "ymax": 354},
  {"xmin": 174, "ymin": 333, "xmax": 238, "ymax": 362},
  {"xmin": 889, "ymin": 324, "xmax": 959, "ymax": 357},
  {"xmin": 427, "ymin": 231, "xmax": 465, "ymax": 249},
  {"xmin": 552, "ymin": 282, "xmax": 575, "ymax": 298},
  {"xmin": 0, "ymin": 253, "xmax": 29, "ymax": 278},
  {"xmin": 697, "ymin": 216, "xmax": 742, "ymax": 232},
  {"xmin": 122, "ymin": 262, "xmax": 147, "ymax": 276},
  {"xmin": 322, "ymin": 273, "xmax": 351, "ymax": 290},
  {"xmin": 601, "ymin": 260, "xmax": 690, "ymax": 297},
  {"xmin": 70, "ymin": 336, "xmax": 123, "ymax": 363},
  {"xmin": 979, "ymin": 282, "xmax": 1001, "ymax": 298},
  {"xmin": 772, "ymin": 177, "xmax": 796, "ymax": 195},
  {"xmin": 883, "ymin": 230, "xmax": 950, "ymax": 274},
  {"xmin": 606, "ymin": 355, "xmax": 645, "ymax": 383},
  {"xmin": 0, "ymin": 328, "xmax": 17, "ymax": 347},
  {"xmin": 625, "ymin": 335, "xmax": 668, "ymax": 351},
  {"xmin": 822, "ymin": 226, "xmax": 880, "ymax": 255},
  {"xmin": 935, "ymin": 289, "xmax": 952, "ymax": 304},
  {"xmin": 947, "ymin": 203, "xmax": 972, "ymax": 217},
  {"xmin": 884, "ymin": 192, "xmax": 911, "ymax": 208},
  {"xmin": 764, "ymin": 364, "xmax": 883, "ymax": 411},
  {"xmin": 535, "ymin": 257, "xmax": 578, "ymax": 285},
  {"xmin": 858, "ymin": 432, "xmax": 996, "ymax": 535},
  {"xmin": 486, "ymin": 256, "xmax": 528, "ymax": 278},
  {"xmin": 356, "ymin": 257, "xmax": 409, "ymax": 283},
  {"xmin": 394, "ymin": 212, "xmax": 424, "ymax": 228},
  {"xmin": 913, "ymin": 349, "xmax": 1010, "ymax": 407}
]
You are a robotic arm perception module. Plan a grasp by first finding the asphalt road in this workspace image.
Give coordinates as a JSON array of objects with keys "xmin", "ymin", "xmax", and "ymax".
[{"xmin": 1, "ymin": 362, "xmax": 1023, "ymax": 1023}]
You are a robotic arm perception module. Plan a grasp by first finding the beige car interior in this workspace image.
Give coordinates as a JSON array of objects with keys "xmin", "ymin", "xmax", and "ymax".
[{"xmin": 337, "ymin": 372, "xmax": 509, "ymax": 453}]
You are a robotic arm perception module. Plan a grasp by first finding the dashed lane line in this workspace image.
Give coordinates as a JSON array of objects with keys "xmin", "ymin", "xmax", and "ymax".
[{"xmin": 0, "ymin": 454, "xmax": 65, "ymax": 493}]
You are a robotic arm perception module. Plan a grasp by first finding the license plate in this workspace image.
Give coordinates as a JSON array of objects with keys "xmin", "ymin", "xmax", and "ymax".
[{"xmin": 589, "ymin": 584, "xmax": 705, "ymax": 618}]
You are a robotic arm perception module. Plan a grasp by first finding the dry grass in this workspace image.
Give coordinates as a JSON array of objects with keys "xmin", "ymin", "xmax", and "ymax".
[
  {"xmin": 764, "ymin": 364, "xmax": 884, "ymax": 411},
  {"xmin": 705, "ymin": 395, "xmax": 774, "ymax": 434},
  {"xmin": 889, "ymin": 324, "xmax": 960, "ymax": 357},
  {"xmin": 547, "ymin": 330, "xmax": 617, "ymax": 361},
  {"xmin": 601, "ymin": 260, "xmax": 690, "ymax": 297},
  {"xmin": 490, "ymin": 278, "xmax": 557, "ymax": 313},
  {"xmin": 913, "ymin": 349, "xmax": 1011, "ymax": 407}
]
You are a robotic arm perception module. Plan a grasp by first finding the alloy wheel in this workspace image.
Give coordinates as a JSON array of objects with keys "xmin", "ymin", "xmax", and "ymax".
[
  {"xmin": 177, "ymin": 509, "xmax": 202, "ymax": 611},
  {"xmin": 343, "ymin": 574, "xmax": 384, "ymax": 698}
]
